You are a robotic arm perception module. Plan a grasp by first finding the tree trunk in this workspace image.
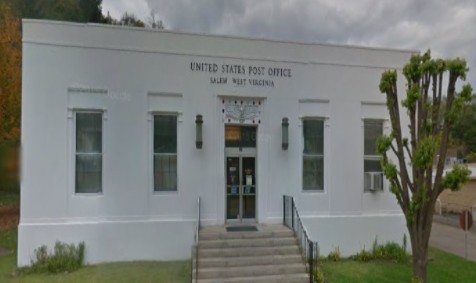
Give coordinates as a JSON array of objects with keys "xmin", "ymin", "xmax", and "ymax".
[
  {"xmin": 410, "ymin": 229, "xmax": 429, "ymax": 283},
  {"xmin": 412, "ymin": 251, "xmax": 428, "ymax": 282}
]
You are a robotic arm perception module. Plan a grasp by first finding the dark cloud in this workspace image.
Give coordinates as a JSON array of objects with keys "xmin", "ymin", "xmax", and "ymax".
[{"xmin": 102, "ymin": 0, "xmax": 476, "ymax": 86}]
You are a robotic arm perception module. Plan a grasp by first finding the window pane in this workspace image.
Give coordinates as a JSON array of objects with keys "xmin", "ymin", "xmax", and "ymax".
[
  {"xmin": 364, "ymin": 159, "xmax": 381, "ymax": 172},
  {"xmin": 303, "ymin": 120, "xmax": 324, "ymax": 155},
  {"xmin": 303, "ymin": 156, "xmax": 324, "ymax": 190},
  {"xmin": 364, "ymin": 121, "xmax": 383, "ymax": 155},
  {"xmin": 76, "ymin": 113, "xmax": 102, "ymax": 153},
  {"xmin": 75, "ymin": 154, "xmax": 102, "ymax": 193},
  {"xmin": 154, "ymin": 115, "xmax": 177, "ymax": 153},
  {"xmin": 225, "ymin": 126, "xmax": 256, "ymax": 148},
  {"xmin": 154, "ymin": 154, "xmax": 177, "ymax": 191}
]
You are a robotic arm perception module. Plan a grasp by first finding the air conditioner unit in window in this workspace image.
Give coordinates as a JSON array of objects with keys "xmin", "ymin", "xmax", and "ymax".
[{"xmin": 365, "ymin": 172, "xmax": 383, "ymax": 191}]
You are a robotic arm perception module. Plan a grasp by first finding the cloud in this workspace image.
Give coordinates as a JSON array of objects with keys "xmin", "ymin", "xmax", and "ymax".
[{"xmin": 102, "ymin": 0, "xmax": 476, "ymax": 86}]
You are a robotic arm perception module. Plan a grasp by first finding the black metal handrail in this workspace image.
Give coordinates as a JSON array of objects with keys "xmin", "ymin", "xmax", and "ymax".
[
  {"xmin": 283, "ymin": 195, "xmax": 319, "ymax": 283},
  {"xmin": 191, "ymin": 197, "xmax": 200, "ymax": 282}
]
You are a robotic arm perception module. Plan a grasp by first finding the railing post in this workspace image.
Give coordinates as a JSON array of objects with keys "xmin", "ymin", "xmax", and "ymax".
[
  {"xmin": 309, "ymin": 240, "xmax": 313, "ymax": 283},
  {"xmin": 291, "ymin": 198, "xmax": 295, "ymax": 230},
  {"xmin": 283, "ymin": 195, "xmax": 286, "ymax": 225}
]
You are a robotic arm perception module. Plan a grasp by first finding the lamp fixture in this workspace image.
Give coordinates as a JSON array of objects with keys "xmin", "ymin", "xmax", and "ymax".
[
  {"xmin": 195, "ymin": 115, "xmax": 203, "ymax": 149},
  {"xmin": 282, "ymin": 117, "xmax": 289, "ymax": 150}
]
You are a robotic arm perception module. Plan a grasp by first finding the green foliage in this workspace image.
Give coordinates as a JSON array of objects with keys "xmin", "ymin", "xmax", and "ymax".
[
  {"xmin": 321, "ymin": 247, "xmax": 476, "ymax": 283},
  {"xmin": 403, "ymin": 54, "xmax": 424, "ymax": 82},
  {"xmin": 413, "ymin": 137, "xmax": 437, "ymax": 169},
  {"xmin": 314, "ymin": 267, "xmax": 327, "ymax": 283},
  {"xmin": 20, "ymin": 241, "xmax": 85, "ymax": 274},
  {"xmin": 376, "ymin": 135, "xmax": 392, "ymax": 155},
  {"xmin": 442, "ymin": 165, "xmax": 471, "ymax": 191},
  {"xmin": 352, "ymin": 239, "xmax": 408, "ymax": 263},
  {"xmin": 327, "ymin": 247, "xmax": 341, "ymax": 262},
  {"xmin": 466, "ymin": 152, "xmax": 476, "ymax": 163},
  {"xmin": 452, "ymin": 105, "xmax": 476, "ymax": 151},
  {"xmin": 447, "ymin": 58, "xmax": 469, "ymax": 80},
  {"xmin": 382, "ymin": 160, "xmax": 398, "ymax": 180},
  {"xmin": 353, "ymin": 248, "xmax": 373, "ymax": 262},
  {"xmin": 379, "ymin": 70, "xmax": 397, "ymax": 93},
  {"xmin": 402, "ymin": 84, "xmax": 420, "ymax": 109}
]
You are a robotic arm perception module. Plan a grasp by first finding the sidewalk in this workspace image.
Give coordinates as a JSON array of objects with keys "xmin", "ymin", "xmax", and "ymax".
[{"xmin": 430, "ymin": 222, "xmax": 476, "ymax": 261}]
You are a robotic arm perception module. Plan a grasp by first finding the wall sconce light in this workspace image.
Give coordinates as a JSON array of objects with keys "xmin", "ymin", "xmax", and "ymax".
[
  {"xmin": 282, "ymin": 117, "xmax": 289, "ymax": 150},
  {"xmin": 195, "ymin": 114, "xmax": 203, "ymax": 149}
]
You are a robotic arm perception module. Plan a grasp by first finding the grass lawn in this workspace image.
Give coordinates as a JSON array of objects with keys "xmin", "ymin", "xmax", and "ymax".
[
  {"xmin": 322, "ymin": 247, "xmax": 476, "ymax": 283},
  {"xmin": 0, "ymin": 229, "xmax": 191, "ymax": 283},
  {"xmin": 0, "ymin": 190, "xmax": 19, "ymax": 208}
]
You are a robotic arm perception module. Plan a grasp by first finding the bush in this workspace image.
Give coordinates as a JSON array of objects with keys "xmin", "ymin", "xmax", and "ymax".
[
  {"xmin": 353, "ymin": 237, "xmax": 409, "ymax": 263},
  {"xmin": 327, "ymin": 247, "xmax": 341, "ymax": 262},
  {"xmin": 466, "ymin": 152, "xmax": 476, "ymax": 163},
  {"xmin": 21, "ymin": 241, "xmax": 85, "ymax": 274},
  {"xmin": 353, "ymin": 248, "xmax": 373, "ymax": 262},
  {"xmin": 314, "ymin": 267, "xmax": 327, "ymax": 283}
]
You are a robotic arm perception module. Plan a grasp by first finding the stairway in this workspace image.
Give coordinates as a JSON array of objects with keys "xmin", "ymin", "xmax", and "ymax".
[{"xmin": 192, "ymin": 224, "xmax": 309, "ymax": 283}]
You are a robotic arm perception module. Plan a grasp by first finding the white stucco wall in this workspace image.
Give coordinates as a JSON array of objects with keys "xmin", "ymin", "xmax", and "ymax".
[{"xmin": 19, "ymin": 19, "xmax": 414, "ymax": 265}]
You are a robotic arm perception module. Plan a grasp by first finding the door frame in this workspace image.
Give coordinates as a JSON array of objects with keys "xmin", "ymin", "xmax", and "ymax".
[{"xmin": 225, "ymin": 147, "xmax": 257, "ymax": 223}]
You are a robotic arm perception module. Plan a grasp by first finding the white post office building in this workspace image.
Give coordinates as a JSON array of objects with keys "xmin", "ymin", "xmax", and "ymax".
[{"xmin": 19, "ymin": 20, "xmax": 413, "ymax": 265}]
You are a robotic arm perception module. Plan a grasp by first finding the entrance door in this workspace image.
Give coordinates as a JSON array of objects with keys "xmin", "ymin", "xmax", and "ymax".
[{"xmin": 225, "ymin": 125, "xmax": 257, "ymax": 222}]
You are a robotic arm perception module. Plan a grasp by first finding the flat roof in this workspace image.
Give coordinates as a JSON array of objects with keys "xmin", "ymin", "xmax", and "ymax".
[{"xmin": 22, "ymin": 19, "xmax": 419, "ymax": 54}]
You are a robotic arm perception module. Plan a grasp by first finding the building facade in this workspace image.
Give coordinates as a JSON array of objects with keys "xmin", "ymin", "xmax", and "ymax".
[{"xmin": 19, "ymin": 20, "xmax": 414, "ymax": 265}]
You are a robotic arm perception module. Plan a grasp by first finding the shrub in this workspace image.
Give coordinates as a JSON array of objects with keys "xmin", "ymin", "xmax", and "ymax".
[
  {"xmin": 353, "ymin": 248, "xmax": 373, "ymax": 262},
  {"xmin": 354, "ymin": 237, "xmax": 409, "ymax": 263},
  {"xmin": 314, "ymin": 267, "xmax": 327, "ymax": 283},
  {"xmin": 21, "ymin": 241, "xmax": 85, "ymax": 274},
  {"xmin": 327, "ymin": 247, "xmax": 341, "ymax": 262}
]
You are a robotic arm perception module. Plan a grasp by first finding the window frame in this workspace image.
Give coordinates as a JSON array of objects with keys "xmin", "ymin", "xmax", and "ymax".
[
  {"xmin": 363, "ymin": 119, "xmax": 384, "ymax": 192},
  {"xmin": 152, "ymin": 113, "xmax": 178, "ymax": 192},
  {"xmin": 302, "ymin": 117, "xmax": 325, "ymax": 192},
  {"xmin": 74, "ymin": 110, "xmax": 104, "ymax": 195}
]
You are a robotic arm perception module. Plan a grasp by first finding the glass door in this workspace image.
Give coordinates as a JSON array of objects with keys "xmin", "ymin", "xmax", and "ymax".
[
  {"xmin": 225, "ymin": 155, "xmax": 256, "ymax": 222},
  {"xmin": 242, "ymin": 157, "xmax": 256, "ymax": 219},
  {"xmin": 226, "ymin": 157, "xmax": 240, "ymax": 220},
  {"xmin": 225, "ymin": 125, "xmax": 257, "ymax": 222}
]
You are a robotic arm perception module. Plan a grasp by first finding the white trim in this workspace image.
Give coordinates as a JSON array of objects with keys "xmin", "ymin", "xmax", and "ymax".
[
  {"xmin": 150, "ymin": 113, "xmax": 179, "ymax": 193},
  {"xmin": 301, "ymin": 117, "xmax": 327, "ymax": 193},
  {"xmin": 361, "ymin": 101, "xmax": 387, "ymax": 106},
  {"xmin": 147, "ymin": 92, "xmax": 183, "ymax": 98},
  {"xmin": 298, "ymin": 98, "xmax": 330, "ymax": 104},
  {"xmin": 24, "ymin": 39, "xmax": 408, "ymax": 71},
  {"xmin": 22, "ymin": 19, "xmax": 419, "ymax": 54},
  {"xmin": 72, "ymin": 109, "xmax": 105, "ymax": 195}
]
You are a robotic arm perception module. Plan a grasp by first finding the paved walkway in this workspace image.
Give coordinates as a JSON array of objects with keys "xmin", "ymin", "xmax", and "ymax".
[{"xmin": 430, "ymin": 222, "xmax": 476, "ymax": 261}]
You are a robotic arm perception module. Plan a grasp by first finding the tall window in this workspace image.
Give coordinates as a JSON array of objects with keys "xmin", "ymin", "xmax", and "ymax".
[
  {"xmin": 303, "ymin": 119, "xmax": 324, "ymax": 191},
  {"xmin": 154, "ymin": 115, "xmax": 177, "ymax": 191},
  {"xmin": 364, "ymin": 120, "xmax": 383, "ymax": 191},
  {"xmin": 75, "ymin": 112, "xmax": 103, "ymax": 193}
]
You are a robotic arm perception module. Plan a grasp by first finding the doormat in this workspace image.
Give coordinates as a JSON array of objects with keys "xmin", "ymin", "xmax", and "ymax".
[{"xmin": 226, "ymin": 226, "xmax": 258, "ymax": 232}]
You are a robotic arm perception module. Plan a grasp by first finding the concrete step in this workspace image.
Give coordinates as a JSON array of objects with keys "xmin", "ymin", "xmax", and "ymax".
[
  {"xmin": 199, "ymin": 237, "xmax": 297, "ymax": 249},
  {"xmin": 196, "ymin": 273, "xmax": 309, "ymax": 283},
  {"xmin": 199, "ymin": 229, "xmax": 294, "ymax": 241},
  {"xmin": 198, "ymin": 245, "xmax": 300, "ymax": 258},
  {"xmin": 197, "ymin": 254, "xmax": 303, "ymax": 268},
  {"xmin": 197, "ymin": 263, "xmax": 307, "ymax": 279}
]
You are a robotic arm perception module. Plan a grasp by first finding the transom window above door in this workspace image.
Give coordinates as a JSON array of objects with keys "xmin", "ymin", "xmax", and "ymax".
[{"xmin": 225, "ymin": 125, "xmax": 257, "ymax": 148}]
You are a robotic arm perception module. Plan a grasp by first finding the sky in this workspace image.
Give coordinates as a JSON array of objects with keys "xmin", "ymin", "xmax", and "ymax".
[{"xmin": 102, "ymin": 0, "xmax": 476, "ymax": 86}]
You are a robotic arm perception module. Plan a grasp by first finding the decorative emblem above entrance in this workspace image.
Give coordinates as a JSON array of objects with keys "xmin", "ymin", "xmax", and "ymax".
[{"xmin": 222, "ymin": 98, "xmax": 263, "ymax": 124}]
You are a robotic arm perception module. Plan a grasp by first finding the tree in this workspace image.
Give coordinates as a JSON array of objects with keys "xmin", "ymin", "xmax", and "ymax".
[
  {"xmin": 452, "ymin": 101, "xmax": 476, "ymax": 154},
  {"xmin": 147, "ymin": 9, "xmax": 164, "ymax": 30},
  {"xmin": 118, "ymin": 12, "xmax": 145, "ymax": 27},
  {"xmin": 378, "ymin": 51, "xmax": 472, "ymax": 282},
  {"xmin": 0, "ymin": 3, "xmax": 21, "ymax": 190},
  {"xmin": 20, "ymin": 0, "xmax": 103, "ymax": 23}
]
